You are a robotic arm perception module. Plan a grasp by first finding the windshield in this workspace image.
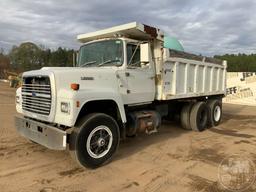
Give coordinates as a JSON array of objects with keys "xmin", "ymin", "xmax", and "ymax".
[{"xmin": 78, "ymin": 40, "xmax": 123, "ymax": 67}]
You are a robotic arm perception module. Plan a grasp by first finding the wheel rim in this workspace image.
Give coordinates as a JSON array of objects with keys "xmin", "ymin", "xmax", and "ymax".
[
  {"xmin": 86, "ymin": 125, "xmax": 113, "ymax": 159},
  {"xmin": 214, "ymin": 105, "xmax": 221, "ymax": 122}
]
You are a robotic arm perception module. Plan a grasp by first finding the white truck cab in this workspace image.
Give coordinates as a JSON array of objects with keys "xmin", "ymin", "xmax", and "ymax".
[{"xmin": 15, "ymin": 22, "xmax": 227, "ymax": 168}]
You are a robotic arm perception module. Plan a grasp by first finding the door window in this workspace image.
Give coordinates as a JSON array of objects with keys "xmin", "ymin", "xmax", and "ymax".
[{"xmin": 127, "ymin": 44, "xmax": 140, "ymax": 67}]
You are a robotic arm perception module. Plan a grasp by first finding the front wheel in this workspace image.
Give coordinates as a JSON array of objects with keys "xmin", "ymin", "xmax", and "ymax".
[{"xmin": 69, "ymin": 113, "xmax": 120, "ymax": 168}]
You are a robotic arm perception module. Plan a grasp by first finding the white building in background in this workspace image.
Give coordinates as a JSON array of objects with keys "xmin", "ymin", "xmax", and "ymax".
[{"xmin": 224, "ymin": 72, "xmax": 256, "ymax": 106}]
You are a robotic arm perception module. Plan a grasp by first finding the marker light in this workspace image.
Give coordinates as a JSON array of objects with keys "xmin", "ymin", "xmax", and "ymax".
[
  {"xmin": 71, "ymin": 83, "xmax": 79, "ymax": 91},
  {"xmin": 76, "ymin": 101, "xmax": 80, "ymax": 108}
]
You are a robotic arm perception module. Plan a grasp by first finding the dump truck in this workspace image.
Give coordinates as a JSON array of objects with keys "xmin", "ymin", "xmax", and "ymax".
[{"xmin": 15, "ymin": 22, "xmax": 227, "ymax": 168}]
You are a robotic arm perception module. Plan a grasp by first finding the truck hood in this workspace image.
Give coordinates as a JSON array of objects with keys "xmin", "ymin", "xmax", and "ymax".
[{"xmin": 22, "ymin": 66, "xmax": 121, "ymax": 95}]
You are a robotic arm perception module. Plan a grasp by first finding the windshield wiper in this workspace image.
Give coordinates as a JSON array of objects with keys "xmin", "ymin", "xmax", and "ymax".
[
  {"xmin": 80, "ymin": 61, "xmax": 97, "ymax": 67},
  {"xmin": 98, "ymin": 59, "xmax": 121, "ymax": 67}
]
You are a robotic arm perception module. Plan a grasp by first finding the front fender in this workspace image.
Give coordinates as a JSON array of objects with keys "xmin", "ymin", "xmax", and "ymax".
[
  {"xmin": 54, "ymin": 89, "xmax": 126, "ymax": 127},
  {"xmin": 76, "ymin": 90, "xmax": 127, "ymax": 124}
]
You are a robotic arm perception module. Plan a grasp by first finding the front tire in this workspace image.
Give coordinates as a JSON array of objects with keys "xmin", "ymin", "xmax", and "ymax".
[{"xmin": 69, "ymin": 113, "xmax": 120, "ymax": 168}]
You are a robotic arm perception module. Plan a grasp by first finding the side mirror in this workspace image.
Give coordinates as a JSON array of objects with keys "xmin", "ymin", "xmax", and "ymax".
[{"xmin": 140, "ymin": 43, "xmax": 150, "ymax": 64}]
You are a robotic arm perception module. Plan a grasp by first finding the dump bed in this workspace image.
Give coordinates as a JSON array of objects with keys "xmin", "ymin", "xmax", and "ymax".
[{"xmin": 157, "ymin": 49, "xmax": 227, "ymax": 100}]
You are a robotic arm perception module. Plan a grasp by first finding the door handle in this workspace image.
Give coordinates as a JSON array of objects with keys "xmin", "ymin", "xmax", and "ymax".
[{"xmin": 125, "ymin": 72, "xmax": 130, "ymax": 77}]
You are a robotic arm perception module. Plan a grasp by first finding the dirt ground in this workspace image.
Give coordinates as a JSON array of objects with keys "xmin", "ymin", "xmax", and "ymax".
[{"xmin": 1, "ymin": 81, "xmax": 256, "ymax": 192}]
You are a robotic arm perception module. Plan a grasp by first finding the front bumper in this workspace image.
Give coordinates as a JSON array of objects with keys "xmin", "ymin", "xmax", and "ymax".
[{"xmin": 15, "ymin": 115, "xmax": 67, "ymax": 150}]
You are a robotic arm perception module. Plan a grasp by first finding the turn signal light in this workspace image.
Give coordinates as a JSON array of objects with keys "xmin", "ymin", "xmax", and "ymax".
[{"xmin": 71, "ymin": 83, "xmax": 79, "ymax": 91}]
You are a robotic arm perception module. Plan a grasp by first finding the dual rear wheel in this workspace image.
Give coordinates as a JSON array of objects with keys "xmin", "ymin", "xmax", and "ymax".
[{"xmin": 180, "ymin": 99, "xmax": 222, "ymax": 131}]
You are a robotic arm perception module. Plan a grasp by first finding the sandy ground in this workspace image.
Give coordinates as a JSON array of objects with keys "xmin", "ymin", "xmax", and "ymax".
[{"xmin": 1, "ymin": 81, "xmax": 256, "ymax": 192}]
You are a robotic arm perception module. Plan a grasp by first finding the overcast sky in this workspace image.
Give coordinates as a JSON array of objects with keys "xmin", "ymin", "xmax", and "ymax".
[{"xmin": 0, "ymin": 0, "xmax": 255, "ymax": 55}]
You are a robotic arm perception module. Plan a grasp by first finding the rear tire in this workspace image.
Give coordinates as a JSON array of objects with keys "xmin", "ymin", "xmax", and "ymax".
[
  {"xmin": 190, "ymin": 102, "xmax": 208, "ymax": 132},
  {"xmin": 69, "ymin": 113, "xmax": 120, "ymax": 168},
  {"xmin": 180, "ymin": 103, "xmax": 193, "ymax": 130},
  {"xmin": 207, "ymin": 99, "xmax": 222, "ymax": 127}
]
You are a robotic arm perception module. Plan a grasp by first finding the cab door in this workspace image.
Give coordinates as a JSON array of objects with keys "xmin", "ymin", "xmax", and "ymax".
[{"xmin": 124, "ymin": 43, "xmax": 155, "ymax": 104}]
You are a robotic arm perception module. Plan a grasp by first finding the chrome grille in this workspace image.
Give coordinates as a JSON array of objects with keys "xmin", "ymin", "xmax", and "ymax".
[{"xmin": 21, "ymin": 76, "xmax": 52, "ymax": 116}]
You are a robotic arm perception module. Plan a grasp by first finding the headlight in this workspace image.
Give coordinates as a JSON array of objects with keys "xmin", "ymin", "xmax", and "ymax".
[
  {"xmin": 61, "ymin": 102, "xmax": 70, "ymax": 114},
  {"xmin": 16, "ymin": 96, "xmax": 20, "ymax": 104}
]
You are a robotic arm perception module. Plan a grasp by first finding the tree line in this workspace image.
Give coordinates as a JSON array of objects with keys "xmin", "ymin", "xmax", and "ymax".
[
  {"xmin": 0, "ymin": 42, "xmax": 74, "ymax": 75},
  {"xmin": 0, "ymin": 42, "xmax": 256, "ymax": 74},
  {"xmin": 214, "ymin": 53, "xmax": 256, "ymax": 72}
]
